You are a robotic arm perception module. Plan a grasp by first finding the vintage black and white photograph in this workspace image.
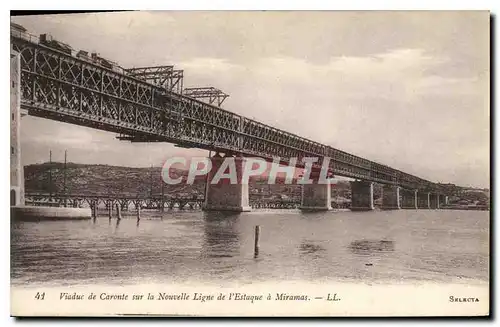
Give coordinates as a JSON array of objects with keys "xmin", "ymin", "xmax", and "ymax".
[{"xmin": 9, "ymin": 10, "xmax": 490, "ymax": 316}]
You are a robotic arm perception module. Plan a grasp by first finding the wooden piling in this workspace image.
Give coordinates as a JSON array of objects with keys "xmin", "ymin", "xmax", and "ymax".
[
  {"xmin": 254, "ymin": 225, "xmax": 260, "ymax": 257},
  {"xmin": 136, "ymin": 205, "xmax": 141, "ymax": 221},
  {"xmin": 91, "ymin": 202, "xmax": 97, "ymax": 220},
  {"xmin": 116, "ymin": 203, "xmax": 122, "ymax": 220},
  {"xmin": 108, "ymin": 203, "xmax": 112, "ymax": 219}
]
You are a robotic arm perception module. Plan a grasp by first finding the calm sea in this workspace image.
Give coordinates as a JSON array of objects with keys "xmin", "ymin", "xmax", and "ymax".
[{"xmin": 11, "ymin": 209, "xmax": 489, "ymax": 287}]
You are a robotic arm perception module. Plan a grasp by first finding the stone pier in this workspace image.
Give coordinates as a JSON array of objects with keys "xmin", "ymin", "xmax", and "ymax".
[
  {"xmin": 203, "ymin": 153, "xmax": 251, "ymax": 212},
  {"xmin": 381, "ymin": 185, "xmax": 401, "ymax": 210},
  {"xmin": 10, "ymin": 49, "xmax": 91, "ymax": 221},
  {"xmin": 440, "ymin": 195, "xmax": 449, "ymax": 206},
  {"xmin": 10, "ymin": 50, "xmax": 25, "ymax": 206},
  {"xmin": 429, "ymin": 193, "xmax": 440, "ymax": 209},
  {"xmin": 417, "ymin": 192, "xmax": 431, "ymax": 209},
  {"xmin": 401, "ymin": 189, "xmax": 418, "ymax": 209},
  {"xmin": 300, "ymin": 173, "xmax": 332, "ymax": 211},
  {"xmin": 350, "ymin": 181, "xmax": 374, "ymax": 211}
]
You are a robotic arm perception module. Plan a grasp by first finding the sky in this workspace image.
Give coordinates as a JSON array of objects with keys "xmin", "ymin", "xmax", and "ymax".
[{"xmin": 11, "ymin": 11, "xmax": 490, "ymax": 188}]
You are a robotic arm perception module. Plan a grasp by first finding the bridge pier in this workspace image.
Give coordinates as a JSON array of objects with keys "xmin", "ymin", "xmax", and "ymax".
[
  {"xmin": 350, "ymin": 181, "xmax": 374, "ymax": 211},
  {"xmin": 401, "ymin": 189, "xmax": 418, "ymax": 209},
  {"xmin": 381, "ymin": 185, "xmax": 400, "ymax": 210},
  {"xmin": 10, "ymin": 50, "xmax": 26, "ymax": 207},
  {"xmin": 203, "ymin": 153, "xmax": 251, "ymax": 212},
  {"xmin": 10, "ymin": 49, "xmax": 92, "ymax": 220},
  {"xmin": 429, "ymin": 193, "xmax": 440, "ymax": 209},
  {"xmin": 439, "ymin": 194, "xmax": 448, "ymax": 206},
  {"xmin": 299, "ymin": 174, "xmax": 332, "ymax": 211},
  {"xmin": 417, "ymin": 192, "xmax": 431, "ymax": 209}
]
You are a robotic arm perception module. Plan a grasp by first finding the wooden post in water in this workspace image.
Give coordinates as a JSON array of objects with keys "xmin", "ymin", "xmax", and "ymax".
[
  {"xmin": 116, "ymin": 203, "xmax": 122, "ymax": 220},
  {"xmin": 91, "ymin": 202, "xmax": 97, "ymax": 220},
  {"xmin": 254, "ymin": 225, "xmax": 260, "ymax": 257},
  {"xmin": 108, "ymin": 202, "xmax": 112, "ymax": 219},
  {"xmin": 136, "ymin": 205, "xmax": 141, "ymax": 221}
]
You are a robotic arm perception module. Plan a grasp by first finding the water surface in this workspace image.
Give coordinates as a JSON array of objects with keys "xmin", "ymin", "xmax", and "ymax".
[{"xmin": 11, "ymin": 209, "xmax": 489, "ymax": 287}]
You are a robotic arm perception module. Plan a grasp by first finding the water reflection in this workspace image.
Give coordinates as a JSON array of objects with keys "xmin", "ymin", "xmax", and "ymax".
[
  {"xmin": 299, "ymin": 242, "xmax": 325, "ymax": 255},
  {"xmin": 201, "ymin": 211, "xmax": 241, "ymax": 259},
  {"xmin": 349, "ymin": 239, "xmax": 395, "ymax": 256}
]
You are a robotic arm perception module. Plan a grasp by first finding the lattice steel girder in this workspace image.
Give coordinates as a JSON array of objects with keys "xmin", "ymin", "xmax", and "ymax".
[
  {"xmin": 165, "ymin": 70, "xmax": 184, "ymax": 94},
  {"xmin": 125, "ymin": 65, "xmax": 183, "ymax": 93},
  {"xmin": 126, "ymin": 65, "xmax": 174, "ymax": 77},
  {"xmin": 12, "ymin": 34, "xmax": 437, "ymax": 190},
  {"xmin": 184, "ymin": 87, "xmax": 229, "ymax": 106}
]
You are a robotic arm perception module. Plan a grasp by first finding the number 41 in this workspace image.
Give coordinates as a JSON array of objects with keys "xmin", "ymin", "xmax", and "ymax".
[{"xmin": 34, "ymin": 292, "xmax": 45, "ymax": 300}]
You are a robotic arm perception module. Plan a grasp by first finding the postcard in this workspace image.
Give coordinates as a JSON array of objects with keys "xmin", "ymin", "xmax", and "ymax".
[{"xmin": 10, "ymin": 10, "xmax": 490, "ymax": 317}]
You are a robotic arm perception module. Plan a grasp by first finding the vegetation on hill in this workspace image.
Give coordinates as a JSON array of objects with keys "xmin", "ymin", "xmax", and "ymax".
[
  {"xmin": 24, "ymin": 162, "xmax": 355, "ymax": 200},
  {"xmin": 24, "ymin": 162, "xmax": 203, "ymax": 197},
  {"xmin": 24, "ymin": 163, "xmax": 487, "ymax": 204}
]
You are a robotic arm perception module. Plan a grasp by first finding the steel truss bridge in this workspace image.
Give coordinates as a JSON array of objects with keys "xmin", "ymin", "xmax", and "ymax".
[
  {"xmin": 24, "ymin": 193, "xmax": 310, "ymax": 210},
  {"xmin": 25, "ymin": 193, "xmax": 204, "ymax": 211},
  {"xmin": 12, "ymin": 31, "xmax": 444, "ymax": 192}
]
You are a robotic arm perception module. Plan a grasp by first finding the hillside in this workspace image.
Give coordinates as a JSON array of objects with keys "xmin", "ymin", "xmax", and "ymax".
[
  {"xmin": 24, "ymin": 162, "xmax": 356, "ymax": 200},
  {"xmin": 27, "ymin": 162, "xmax": 484, "ymax": 203},
  {"xmin": 24, "ymin": 163, "xmax": 204, "ymax": 197}
]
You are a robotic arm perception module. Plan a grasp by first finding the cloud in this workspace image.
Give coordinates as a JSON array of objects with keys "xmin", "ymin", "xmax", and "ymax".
[
  {"xmin": 176, "ymin": 49, "xmax": 489, "ymax": 186},
  {"xmin": 239, "ymin": 49, "xmax": 484, "ymax": 102},
  {"xmin": 181, "ymin": 58, "xmax": 241, "ymax": 72}
]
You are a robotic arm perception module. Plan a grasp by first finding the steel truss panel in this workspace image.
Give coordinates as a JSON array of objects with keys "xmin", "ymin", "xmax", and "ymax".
[
  {"xmin": 184, "ymin": 87, "xmax": 229, "ymax": 107},
  {"xmin": 12, "ymin": 35, "xmax": 438, "ymax": 191},
  {"xmin": 125, "ymin": 65, "xmax": 184, "ymax": 94}
]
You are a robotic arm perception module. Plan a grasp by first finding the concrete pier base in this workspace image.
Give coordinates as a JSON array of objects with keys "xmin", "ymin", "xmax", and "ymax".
[
  {"xmin": 381, "ymin": 185, "xmax": 401, "ymax": 210},
  {"xmin": 203, "ymin": 154, "xmax": 251, "ymax": 212},
  {"xmin": 300, "ymin": 181, "xmax": 332, "ymax": 211},
  {"xmin": 350, "ymin": 181, "xmax": 374, "ymax": 211},
  {"xmin": 11, "ymin": 50, "xmax": 26, "ymax": 207},
  {"xmin": 11, "ymin": 206, "xmax": 92, "ymax": 221},
  {"xmin": 430, "ymin": 193, "xmax": 440, "ymax": 209},
  {"xmin": 401, "ymin": 189, "xmax": 418, "ymax": 209},
  {"xmin": 417, "ymin": 192, "xmax": 431, "ymax": 209}
]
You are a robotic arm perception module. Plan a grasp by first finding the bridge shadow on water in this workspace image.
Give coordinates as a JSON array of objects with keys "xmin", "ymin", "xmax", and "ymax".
[{"xmin": 201, "ymin": 211, "xmax": 241, "ymax": 259}]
